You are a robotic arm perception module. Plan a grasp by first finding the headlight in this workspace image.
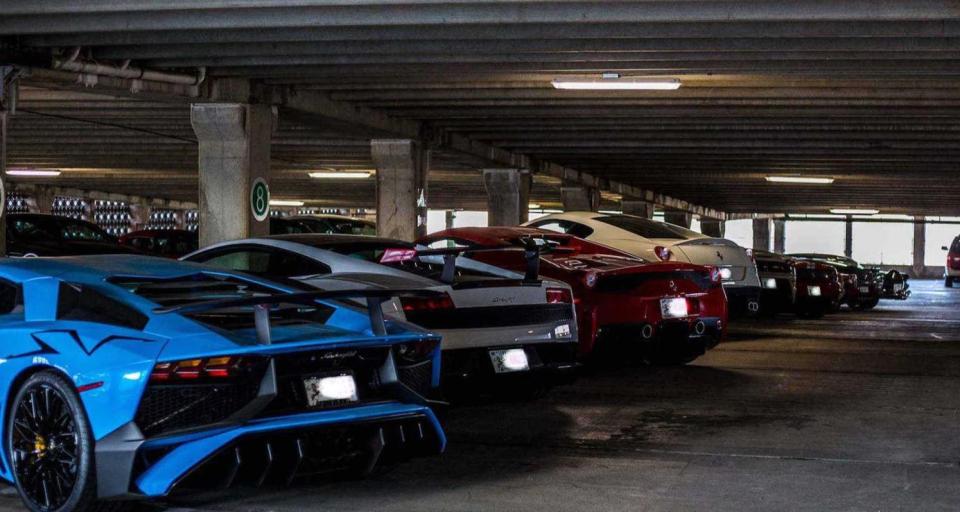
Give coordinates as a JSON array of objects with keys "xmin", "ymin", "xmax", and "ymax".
[
  {"xmin": 719, "ymin": 267, "xmax": 733, "ymax": 280},
  {"xmin": 807, "ymin": 286, "xmax": 822, "ymax": 297},
  {"xmin": 764, "ymin": 278, "xmax": 777, "ymax": 289},
  {"xmin": 660, "ymin": 297, "xmax": 689, "ymax": 319}
]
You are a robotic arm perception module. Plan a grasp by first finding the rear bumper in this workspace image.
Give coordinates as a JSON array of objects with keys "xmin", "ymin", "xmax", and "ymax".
[
  {"xmin": 724, "ymin": 285, "xmax": 762, "ymax": 317},
  {"xmin": 759, "ymin": 277, "xmax": 796, "ymax": 313},
  {"xmin": 441, "ymin": 341, "xmax": 579, "ymax": 387},
  {"xmin": 595, "ymin": 316, "xmax": 724, "ymax": 358},
  {"xmin": 98, "ymin": 403, "xmax": 444, "ymax": 499}
]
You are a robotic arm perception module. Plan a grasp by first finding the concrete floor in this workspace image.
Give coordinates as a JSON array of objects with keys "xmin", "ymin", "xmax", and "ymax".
[{"xmin": 3, "ymin": 279, "xmax": 959, "ymax": 511}]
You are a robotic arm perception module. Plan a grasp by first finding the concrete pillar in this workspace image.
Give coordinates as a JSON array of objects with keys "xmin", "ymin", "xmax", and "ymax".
[
  {"xmin": 371, "ymin": 139, "xmax": 429, "ymax": 241},
  {"xmin": 701, "ymin": 218, "xmax": 725, "ymax": 238},
  {"xmin": 621, "ymin": 200, "xmax": 655, "ymax": 219},
  {"xmin": 0, "ymin": 67, "xmax": 16, "ymax": 254},
  {"xmin": 482, "ymin": 169, "xmax": 531, "ymax": 226},
  {"xmin": 844, "ymin": 217, "xmax": 853, "ymax": 258},
  {"xmin": 773, "ymin": 219, "xmax": 786, "ymax": 254},
  {"xmin": 753, "ymin": 218, "xmax": 772, "ymax": 251},
  {"xmin": 33, "ymin": 186, "xmax": 55, "ymax": 215},
  {"xmin": 560, "ymin": 186, "xmax": 600, "ymax": 212},
  {"xmin": 191, "ymin": 103, "xmax": 272, "ymax": 247},
  {"xmin": 445, "ymin": 210, "xmax": 455, "ymax": 230},
  {"xmin": 664, "ymin": 211, "xmax": 693, "ymax": 229},
  {"xmin": 913, "ymin": 216, "xmax": 925, "ymax": 276}
]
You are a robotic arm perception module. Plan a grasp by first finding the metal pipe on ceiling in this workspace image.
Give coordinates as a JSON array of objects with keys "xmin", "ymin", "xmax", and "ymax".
[{"xmin": 52, "ymin": 53, "xmax": 206, "ymax": 86}]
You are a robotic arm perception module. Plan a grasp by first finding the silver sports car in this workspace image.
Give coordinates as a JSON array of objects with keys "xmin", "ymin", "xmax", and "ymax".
[{"xmin": 183, "ymin": 235, "xmax": 579, "ymax": 395}]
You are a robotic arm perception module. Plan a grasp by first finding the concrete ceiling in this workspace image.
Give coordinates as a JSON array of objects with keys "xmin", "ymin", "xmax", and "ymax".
[{"xmin": 4, "ymin": 1, "xmax": 960, "ymax": 215}]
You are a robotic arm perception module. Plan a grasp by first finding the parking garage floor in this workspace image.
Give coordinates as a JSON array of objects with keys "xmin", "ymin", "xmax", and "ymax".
[{"xmin": 2, "ymin": 281, "xmax": 958, "ymax": 512}]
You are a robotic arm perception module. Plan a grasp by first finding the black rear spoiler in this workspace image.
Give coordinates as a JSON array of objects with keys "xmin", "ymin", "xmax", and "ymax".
[
  {"xmin": 415, "ymin": 240, "xmax": 541, "ymax": 284},
  {"xmin": 154, "ymin": 288, "xmax": 445, "ymax": 341}
]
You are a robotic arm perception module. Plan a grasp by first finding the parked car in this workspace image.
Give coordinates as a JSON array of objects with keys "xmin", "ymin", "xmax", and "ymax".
[
  {"xmin": 5, "ymin": 213, "xmax": 138, "ymax": 256},
  {"xmin": 524, "ymin": 212, "xmax": 761, "ymax": 317},
  {"xmin": 119, "ymin": 229, "xmax": 199, "ymax": 258},
  {"xmin": 183, "ymin": 235, "xmax": 579, "ymax": 395},
  {"xmin": 420, "ymin": 226, "xmax": 728, "ymax": 365},
  {"xmin": 943, "ymin": 235, "xmax": 960, "ymax": 287},
  {"xmin": 754, "ymin": 250, "xmax": 797, "ymax": 315},
  {"xmin": 792, "ymin": 259, "xmax": 844, "ymax": 317},
  {"xmin": 271, "ymin": 215, "xmax": 376, "ymax": 235},
  {"xmin": 0, "ymin": 255, "xmax": 445, "ymax": 512},
  {"xmin": 788, "ymin": 253, "xmax": 881, "ymax": 310}
]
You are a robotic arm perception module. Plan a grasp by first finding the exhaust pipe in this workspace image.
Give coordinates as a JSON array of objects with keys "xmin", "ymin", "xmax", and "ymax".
[
  {"xmin": 694, "ymin": 321, "xmax": 706, "ymax": 335},
  {"xmin": 641, "ymin": 324, "xmax": 655, "ymax": 339}
]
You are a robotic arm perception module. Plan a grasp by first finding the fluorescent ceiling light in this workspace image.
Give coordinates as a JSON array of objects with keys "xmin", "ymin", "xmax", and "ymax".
[
  {"xmin": 6, "ymin": 169, "xmax": 61, "ymax": 177},
  {"xmin": 308, "ymin": 171, "xmax": 372, "ymax": 179},
  {"xmin": 830, "ymin": 208, "xmax": 879, "ymax": 215},
  {"xmin": 765, "ymin": 176, "xmax": 834, "ymax": 184},
  {"xmin": 551, "ymin": 77, "xmax": 681, "ymax": 91},
  {"xmin": 270, "ymin": 199, "xmax": 305, "ymax": 207}
]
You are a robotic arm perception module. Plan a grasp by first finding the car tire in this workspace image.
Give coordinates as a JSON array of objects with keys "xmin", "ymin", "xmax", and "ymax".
[
  {"xmin": 858, "ymin": 298, "xmax": 880, "ymax": 310},
  {"xmin": 7, "ymin": 371, "xmax": 114, "ymax": 512},
  {"xmin": 946, "ymin": 277, "xmax": 954, "ymax": 288}
]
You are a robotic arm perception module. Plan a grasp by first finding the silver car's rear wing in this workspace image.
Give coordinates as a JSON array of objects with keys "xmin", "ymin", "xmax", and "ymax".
[
  {"xmin": 154, "ymin": 288, "xmax": 446, "ymax": 341},
  {"xmin": 414, "ymin": 240, "xmax": 542, "ymax": 284}
]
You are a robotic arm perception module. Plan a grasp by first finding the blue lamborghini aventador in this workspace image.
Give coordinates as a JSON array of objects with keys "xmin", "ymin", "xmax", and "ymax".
[{"xmin": 0, "ymin": 255, "xmax": 445, "ymax": 512}]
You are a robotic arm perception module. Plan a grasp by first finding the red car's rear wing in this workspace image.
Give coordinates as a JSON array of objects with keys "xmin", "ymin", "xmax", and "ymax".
[{"xmin": 154, "ymin": 288, "xmax": 446, "ymax": 341}]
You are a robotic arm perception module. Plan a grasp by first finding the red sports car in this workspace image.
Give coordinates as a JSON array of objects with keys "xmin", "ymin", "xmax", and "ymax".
[
  {"xmin": 792, "ymin": 259, "xmax": 844, "ymax": 317},
  {"xmin": 420, "ymin": 227, "xmax": 728, "ymax": 365}
]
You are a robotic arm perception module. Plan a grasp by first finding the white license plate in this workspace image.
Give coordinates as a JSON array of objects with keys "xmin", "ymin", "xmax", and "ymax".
[
  {"xmin": 859, "ymin": 286, "xmax": 870, "ymax": 293},
  {"xmin": 303, "ymin": 374, "xmax": 358, "ymax": 407},
  {"xmin": 489, "ymin": 348, "xmax": 529, "ymax": 373}
]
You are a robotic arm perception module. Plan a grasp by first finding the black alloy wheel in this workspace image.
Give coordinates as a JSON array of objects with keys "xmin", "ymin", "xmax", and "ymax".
[{"xmin": 9, "ymin": 372, "xmax": 99, "ymax": 512}]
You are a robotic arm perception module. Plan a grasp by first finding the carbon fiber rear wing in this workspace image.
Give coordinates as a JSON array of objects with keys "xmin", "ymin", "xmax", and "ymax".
[
  {"xmin": 154, "ymin": 288, "xmax": 445, "ymax": 342},
  {"xmin": 412, "ymin": 239, "xmax": 542, "ymax": 284}
]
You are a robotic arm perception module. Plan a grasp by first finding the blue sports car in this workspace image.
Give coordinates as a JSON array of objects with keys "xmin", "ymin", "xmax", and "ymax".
[{"xmin": 0, "ymin": 256, "xmax": 445, "ymax": 512}]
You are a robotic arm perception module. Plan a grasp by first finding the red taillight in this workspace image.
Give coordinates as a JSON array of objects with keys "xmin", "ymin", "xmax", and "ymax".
[
  {"xmin": 400, "ymin": 293, "xmax": 455, "ymax": 312},
  {"xmin": 380, "ymin": 248, "xmax": 417, "ymax": 264},
  {"xmin": 150, "ymin": 356, "xmax": 247, "ymax": 383},
  {"xmin": 654, "ymin": 246, "xmax": 672, "ymax": 261},
  {"xmin": 546, "ymin": 287, "xmax": 573, "ymax": 304}
]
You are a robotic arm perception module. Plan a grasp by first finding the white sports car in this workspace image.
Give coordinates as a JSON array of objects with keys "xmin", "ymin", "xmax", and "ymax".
[
  {"xmin": 183, "ymin": 235, "xmax": 579, "ymax": 395},
  {"xmin": 525, "ymin": 212, "xmax": 761, "ymax": 316}
]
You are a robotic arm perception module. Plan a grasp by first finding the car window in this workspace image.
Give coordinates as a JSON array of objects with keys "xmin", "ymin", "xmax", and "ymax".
[
  {"xmin": 595, "ymin": 215, "xmax": 698, "ymax": 239},
  {"xmin": 426, "ymin": 238, "xmax": 470, "ymax": 249},
  {"xmin": 952, "ymin": 237, "xmax": 960, "ymax": 252},
  {"xmin": 197, "ymin": 249, "xmax": 272, "ymax": 275},
  {"xmin": 529, "ymin": 220, "xmax": 594, "ymax": 238},
  {"xmin": 8, "ymin": 216, "xmax": 111, "ymax": 242}
]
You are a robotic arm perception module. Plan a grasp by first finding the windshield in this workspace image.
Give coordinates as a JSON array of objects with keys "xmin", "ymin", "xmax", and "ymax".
[
  {"xmin": 596, "ymin": 215, "xmax": 701, "ymax": 240},
  {"xmin": 9, "ymin": 215, "xmax": 113, "ymax": 242}
]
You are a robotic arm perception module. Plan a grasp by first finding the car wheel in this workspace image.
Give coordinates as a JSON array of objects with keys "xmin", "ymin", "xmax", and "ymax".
[
  {"xmin": 946, "ymin": 277, "xmax": 954, "ymax": 288},
  {"xmin": 8, "ymin": 371, "xmax": 106, "ymax": 512},
  {"xmin": 859, "ymin": 298, "xmax": 880, "ymax": 310}
]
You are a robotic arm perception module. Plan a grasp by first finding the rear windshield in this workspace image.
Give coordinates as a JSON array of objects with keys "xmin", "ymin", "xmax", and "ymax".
[
  {"xmin": 110, "ymin": 274, "xmax": 333, "ymax": 333},
  {"xmin": 596, "ymin": 215, "xmax": 700, "ymax": 240}
]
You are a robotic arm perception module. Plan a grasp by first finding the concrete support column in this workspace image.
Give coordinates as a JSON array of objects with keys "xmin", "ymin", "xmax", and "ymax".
[
  {"xmin": 701, "ymin": 218, "xmax": 725, "ymax": 238},
  {"xmin": 482, "ymin": 169, "xmax": 531, "ymax": 226},
  {"xmin": 621, "ymin": 200, "xmax": 655, "ymax": 219},
  {"xmin": 191, "ymin": 103, "xmax": 272, "ymax": 248},
  {"xmin": 33, "ymin": 186, "xmax": 55, "ymax": 214},
  {"xmin": 445, "ymin": 210, "xmax": 455, "ymax": 230},
  {"xmin": 844, "ymin": 217, "xmax": 853, "ymax": 258},
  {"xmin": 913, "ymin": 216, "xmax": 925, "ymax": 277},
  {"xmin": 0, "ymin": 67, "xmax": 17, "ymax": 255},
  {"xmin": 371, "ymin": 139, "xmax": 429, "ymax": 241},
  {"xmin": 773, "ymin": 219, "xmax": 786, "ymax": 254},
  {"xmin": 560, "ymin": 186, "xmax": 600, "ymax": 212},
  {"xmin": 664, "ymin": 211, "xmax": 693, "ymax": 229},
  {"xmin": 753, "ymin": 218, "xmax": 772, "ymax": 251}
]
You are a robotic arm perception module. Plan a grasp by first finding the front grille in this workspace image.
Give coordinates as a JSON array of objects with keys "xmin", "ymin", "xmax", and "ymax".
[
  {"xmin": 397, "ymin": 359, "xmax": 434, "ymax": 396},
  {"xmin": 405, "ymin": 303, "xmax": 572, "ymax": 330},
  {"xmin": 258, "ymin": 347, "xmax": 392, "ymax": 417},
  {"xmin": 135, "ymin": 381, "xmax": 262, "ymax": 437}
]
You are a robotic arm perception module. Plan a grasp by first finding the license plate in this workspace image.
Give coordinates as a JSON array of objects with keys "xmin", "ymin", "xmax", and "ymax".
[
  {"xmin": 859, "ymin": 286, "xmax": 870, "ymax": 293},
  {"xmin": 303, "ymin": 374, "xmax": 358, "ymax": 407},
  {"xmin": 894, "ymin": 284, "xmax": 904, "ymax": 291},
  {"xmin": 489, "ymin": 348, "xmax": 529, "ymax": 373}
]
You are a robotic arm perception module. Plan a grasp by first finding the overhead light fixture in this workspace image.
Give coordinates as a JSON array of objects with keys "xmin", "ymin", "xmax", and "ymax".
[
  {"xmin": 765, "ymin": 176, "xmax": 834, "ymax": 184},
  {"xmin": 830, "ymin": 208, "xmax": 879, "ymax": 215},
  {"xmin": 551, "ymin": 76, "xmax": 681, "ymax": 91},
  {"xmin": 308, "ymin": 171, "xmax": 373, "ymax": 179},
  {"xmin": 269, "ymin": 199, "xmax": 305, "ymax": 207},
  {"xmin": 6, "ymin": 169, "xmax": 62, "ymax": 177}
]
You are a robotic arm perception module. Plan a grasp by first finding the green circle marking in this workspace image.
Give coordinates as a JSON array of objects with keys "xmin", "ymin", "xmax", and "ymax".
[{"xmin": 251, "ymin": 178, "xmax": 270, "ymax": 221}]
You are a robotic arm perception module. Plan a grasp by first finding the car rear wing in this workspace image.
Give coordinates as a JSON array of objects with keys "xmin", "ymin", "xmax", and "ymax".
[
  {"xmin": 382, "ymin": 241, "xmax": 542, "ymax": 284},
  {"xmin": 154, "ymin": 288, "xmax": 446, "ymax": 341}
]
